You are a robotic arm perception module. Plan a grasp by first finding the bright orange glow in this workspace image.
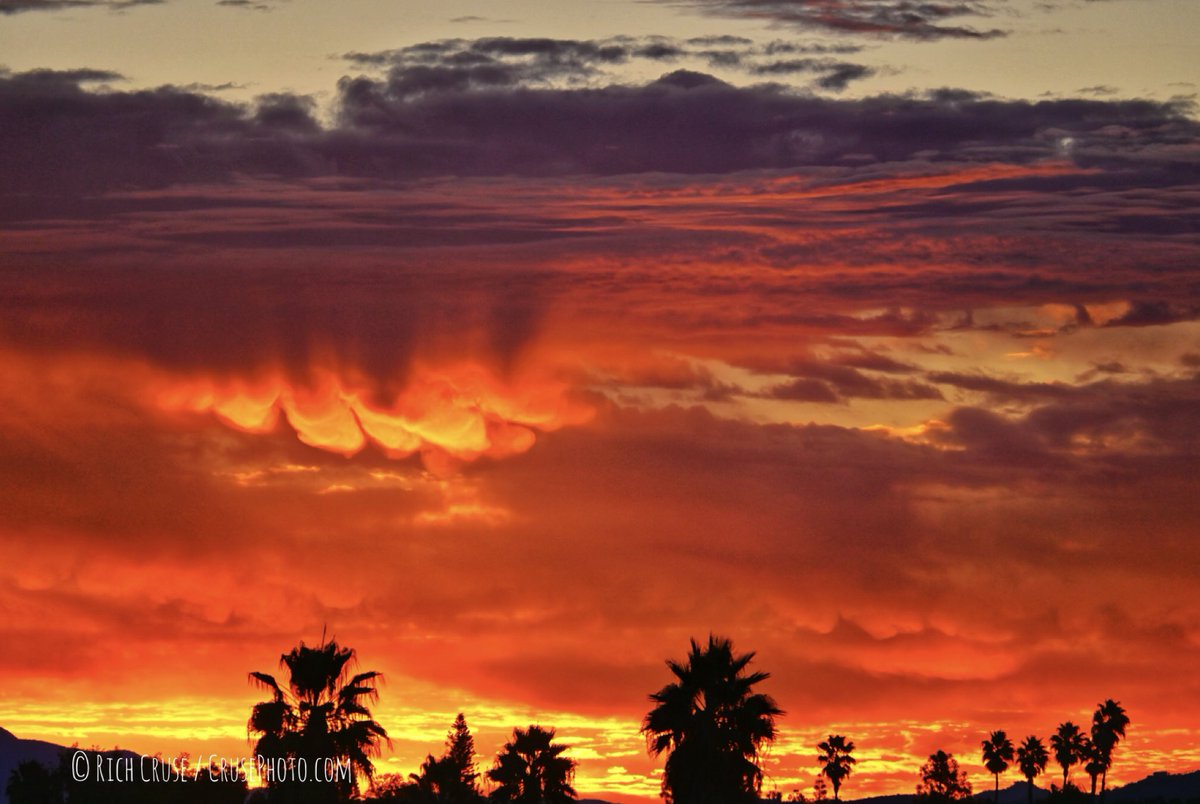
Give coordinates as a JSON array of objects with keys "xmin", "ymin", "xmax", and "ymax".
[{"xmin": 156, "ymin": 362, "xmax": 593, "ymax": 467}]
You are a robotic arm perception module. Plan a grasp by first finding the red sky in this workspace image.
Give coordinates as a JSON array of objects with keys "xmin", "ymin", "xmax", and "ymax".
[{"xmin": 2, "ymin": 2, "xmax": 1200, "ymax": 800}]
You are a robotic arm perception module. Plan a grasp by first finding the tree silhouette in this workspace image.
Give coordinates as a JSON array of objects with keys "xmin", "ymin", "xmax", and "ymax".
[
  {"xmin": 1050, "ymin": 722, "xmax": 1086, "ymax": 789},
  {"xmin": 6, "ymin": 760, "xmax": 61, "ymax": 804},
  {"xmin": 7, "ymin": 748, "xmax": 248, "ymax": 804},
  {"xmin": 1080, "ymin": 738, "xmax": 1105, "ymax": 799},
  {"xmin": 487, "ymin": 725, "xmax": 577, "ymax": 804},
  {"xmin": 916, "ymin": 751, "xmax": 972, "ymax": 802},
  {"xmin": 395, "ymin": 715, "xmax": 482, "ymax": 803},
  {"xmin": 816, "ymin": 735, "xmax": 856, "ymax": 801},
  {"xmin": 368, "ymin": 774, "xmax": 412, "ymax": 801},
  {"xmin": 1016, "ymin": 736, "xmax": 1049, "ymax": 804},
  {"xmin": 445, "ymin": 713, "xmax": 480, "ymax": 796},
  {"xmin": 249, "ymin": 635, "xmax": 390, "ymax": 802},
  {"xmin": 397, "ymin": 755, "xmax": 469, "ymax": 803},
  {"xmin": 1091, "ymin": 700, "xmax": 1129, "ymax": 801},
  {"xmin": 981, "ymin": 730, "xmax": 1015, "ymax": 804},
  {"xmin": 641, "ymin": 635, "xmax": 783, "ymax": 804}
]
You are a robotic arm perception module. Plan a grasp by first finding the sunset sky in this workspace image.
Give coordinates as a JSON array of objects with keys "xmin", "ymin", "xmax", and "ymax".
[{"xmin": 1, "ymin": 0, "xmax": 1199, "ymax": 800}]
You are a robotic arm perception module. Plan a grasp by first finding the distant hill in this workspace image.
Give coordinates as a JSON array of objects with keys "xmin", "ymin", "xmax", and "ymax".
[
  {"xmin": 848, "ymin": 774, "xmax": 1200, "ymax": 804},
  {"xmin": 0, "ymin": 730, "xmax": 146, "ymax": 804},
  {"xmin": 1108, "ymin": 770, "xmax": 1200, "ymax": 802},
  {"xmin": 848, "ymin": 780, "xmax": 1049, "ymax": 804},
  {"xmin": 0, "ymin": 726, "xmax": 69, "ymax": 803}
]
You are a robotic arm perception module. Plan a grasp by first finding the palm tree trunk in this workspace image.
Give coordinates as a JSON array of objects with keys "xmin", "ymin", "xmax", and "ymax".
[
  {"xmin": 1028, "ymin": 778, "xmax": 1033, "ymax": 804},
  {"xmin": 1100, "ymin": 770, "xmax": 1107, "ymax": 803},
  {"xmin": 995, "ymin": 774, "xmax": 1001, "ymax": 804}
]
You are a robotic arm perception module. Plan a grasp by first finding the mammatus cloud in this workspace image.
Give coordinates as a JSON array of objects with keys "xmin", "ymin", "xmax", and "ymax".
[{"xmin": 157, "ymin": 362, "xmax": 594, "ymax": 470}]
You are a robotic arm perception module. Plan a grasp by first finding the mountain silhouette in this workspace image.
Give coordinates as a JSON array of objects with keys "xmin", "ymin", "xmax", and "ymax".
[
  {"xmin": 1, "ymin": 727, "xmax": 66, "ymax": 804},
  {"xmin": 0, "ymin": 728, "xmax": 144, "ymax": 804},
  {"xmin": 1107, "ymin": 770, "xmax": 1200, "ymax": 802},
  {"xmin": 832, "ymin": 774, "xmax": 1200, "ymax": 804}
]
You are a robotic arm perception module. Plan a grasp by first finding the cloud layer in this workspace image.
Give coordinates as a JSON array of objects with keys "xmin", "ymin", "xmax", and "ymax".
[{"xmin": 657, "ymin": 0, "xmax": 1005, "ymax": 40}]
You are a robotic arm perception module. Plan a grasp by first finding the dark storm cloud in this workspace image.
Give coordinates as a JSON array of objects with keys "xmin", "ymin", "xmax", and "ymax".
[
  {"xmin": 216, "ymin": 0, "xmax": 281, "ymax": 10},
  {"xmin": 913, "ymin": 374, "xmax": 1200, "ymax": 473},
  {"xmin": 330, "ymin": 73, "xmax": 1197, "ymax": 178},
  {"xmin": 764, "ymin": 359, "xmax": 944, "ymax": 402},
  {"xmin": 0, "ymin": 256, "xmax": 560, "ymax": 385},
  {"xmin": 342, "ymin": 34, "xmax": 875, "ymax": 93},
  {"xmin": 1024, "ymin": 375, "xmax": 1200, "ymax": 452},
  {"xmin": 1103, "ymin": 300, "xmax": 1200, "ymax": 327},
  {"xmin": 5, "ymin": 59, "xmax": 1195, "ymax": 199},
  {"xmin": 0, "ymin": 69, "xmax": 321, "ymax": 194},
  {"xmin": 0, "ymin": 0, "xmax": 158, "ymax": 13},
  {"xmin": 657, "ymin": 0, "xmax": 1005, "ymax": 40},
  {"xmin": 926, "ymin": 371, "xmax": 1081, "ymax": 402},
  {"xmin": 342, "ymin": 36, "xmax": 648, "ymax": 90},
  {"xmin": 749, "ymin": 57, "xmax": 875, "ymax": 91}
]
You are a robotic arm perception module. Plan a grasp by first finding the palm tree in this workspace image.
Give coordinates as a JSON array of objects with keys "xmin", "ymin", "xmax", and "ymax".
[
  {"xmin": 916, "ymin": 750, "xmax": 973, "ymax": 802},
  {"xmin": 1050, "ymin": 722, "xmax": 1086, "ymax": 789},
  {"xmin": 817, "ymin": 735, "xmax": 857, "ymax": 801},
  {"xmin": 641, "ymin": 635, "xmax": 783, "ymax": 804},
  {"xmin": 981, "ymin": 730, "xmax": 1015, "ymax": 804},
  {"xmin": 487, "ymin": 725, "xmax": 577, "ymax": 804},
  {"xmin": 1016, "ymin": 736, "xmax": 1049, "ymax": 804},
  {"xmin": 1091, "ymin": 700, "xmax": 1129, "ymax": 800},
  {"xmin": 405, "ymin": 754, "xmax": 468, "ymax": 802},
  {"xmin": 1081, "ymin": 738, "xmax": 1105, "ymax": 799},
  {"xmin": 249, "ymin": 635, "xmax": 390, "ymax": 801}
]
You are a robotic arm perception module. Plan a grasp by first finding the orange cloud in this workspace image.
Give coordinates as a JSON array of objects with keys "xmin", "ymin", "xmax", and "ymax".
[{"xmin": 155, "ymin": 362, "xmax": 593, "ymax": 467}]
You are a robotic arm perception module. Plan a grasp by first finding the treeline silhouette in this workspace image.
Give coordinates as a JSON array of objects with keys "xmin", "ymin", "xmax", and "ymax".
[
  {"xmin": 5, "ymin": 750, "xmax": 247, "ymax": 804},
  {"xmin": 2, "ymin": 634, "xmax": 1164, "ymax": 804}
]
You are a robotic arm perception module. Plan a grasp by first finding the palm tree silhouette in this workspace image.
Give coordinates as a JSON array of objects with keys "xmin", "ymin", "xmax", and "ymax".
[
  {"xmin": 1091, "ymin": 700, "xmax": 1129, "ymax": 801},
  {"xmin": 249, "ymin": 635, "xmax": 390, "ymax": 801},
  {"xmin": 1050, "ymin": 722, "xmax": 1085, "ymax": 789},
  {"xmin": 817, "ymin": 735, "xmax": 857, "ymax": 801},
  {"xmin": 1081, "ymin": 738, "xmax": 1105, "ymax": 799},
  {"xmin": 487, "ymin": 725, "xmax": 577, "ymax": 804},
  {"xmin": 408, "ymin": 755, "xmax": 455, "ymax": 795},
  {"xmin": 981, "ymin": 730, "xmax": 1015, "ymax": 804},
  {"xmin": 641, "ymin": 635, "xmax": 783, "ymax": 804},
  {"xmin": 1016, "ymin": 736, "xmax": 1049, "ymax": 804}
]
